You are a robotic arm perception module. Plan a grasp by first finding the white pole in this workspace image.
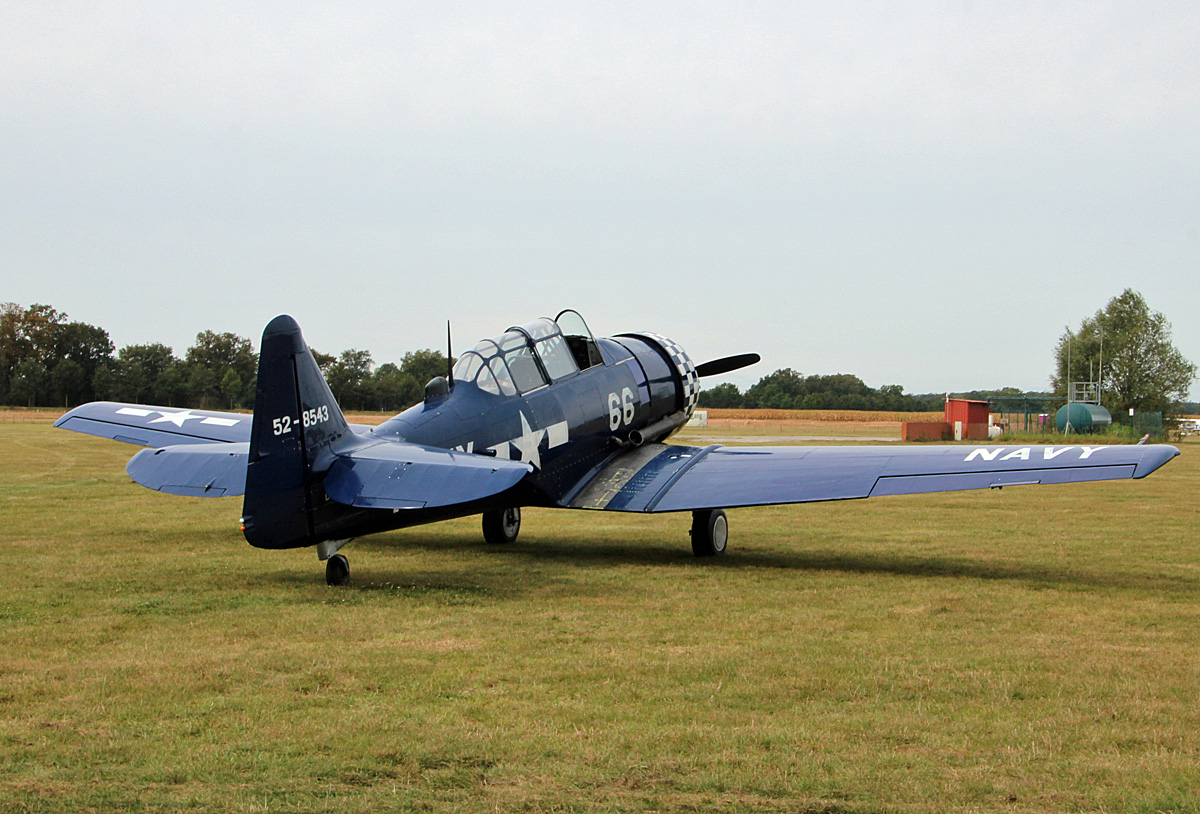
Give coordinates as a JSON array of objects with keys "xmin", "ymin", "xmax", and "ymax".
[{"xmin": 1065, "ymin": 325, "xmax": 1072, "ymax": 402}]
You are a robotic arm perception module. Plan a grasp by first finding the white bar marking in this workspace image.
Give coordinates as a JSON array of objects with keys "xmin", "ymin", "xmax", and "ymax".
[{"xmin": 547, "ymin": 421, "xmax": 569, "ymax": 448}]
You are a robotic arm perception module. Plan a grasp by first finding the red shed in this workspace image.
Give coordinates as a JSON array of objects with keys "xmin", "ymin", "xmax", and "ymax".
[{"xmin": 945, "ymin": 398, "xmax": 990, "ymax": 441}]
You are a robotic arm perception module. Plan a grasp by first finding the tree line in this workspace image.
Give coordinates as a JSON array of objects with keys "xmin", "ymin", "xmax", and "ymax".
[
  {"xmin": 0, "ymin": 303, "xmax": 449, "ymax": 412},
  {"xmin": 701, "ymin": 290, "xmax": 1196, "ymax": 417},
  {"xmin": 697, "ymin": 371, "xmax": 947, "ymax": 412},
  {"xmin": 5, "ymin": 290, "xmax": 1193, "ymax": 416}
]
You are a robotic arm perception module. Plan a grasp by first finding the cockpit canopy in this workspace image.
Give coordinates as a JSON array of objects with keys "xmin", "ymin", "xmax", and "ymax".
[{"xmin": 451, "ymin": 310, "xmax": 602, "ymax": 397}]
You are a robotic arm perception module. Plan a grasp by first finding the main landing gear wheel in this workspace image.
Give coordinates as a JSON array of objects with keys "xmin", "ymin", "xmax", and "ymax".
[
  {"xmin": 325, "ymin": 553, "xmax": 350, "ymax": 586},
  {"xmin": 482, "ymin": 507, "xmax": 521, "ymax": 545},
  {"xmin": 690, "ymin": 509, "xmax": 728, "ymax": 557}
]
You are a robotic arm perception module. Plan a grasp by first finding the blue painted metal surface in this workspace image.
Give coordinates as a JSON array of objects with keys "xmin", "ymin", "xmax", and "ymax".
[
  {"xmin": 126, "ymin": 443, "xmax": 250, "ymax": 496},
  {"xmin": 565, "ymin": 442, "xmax": 1177, "ymax": 513},
  {"xmin": 642, "ymin": 443, "xmax": 1176, "ymax": 512},
  {"xmin": 53, "ymin": 402, "xmax": 251, "ymax": 446},
  {"xmin": 324, "ymin": 441, "xmax": 532, "ymax": 510}
]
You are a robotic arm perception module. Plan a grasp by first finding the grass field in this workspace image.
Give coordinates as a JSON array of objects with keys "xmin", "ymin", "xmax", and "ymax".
[{"xmin": 2, "ymin": 422, "xmax": 1198, "ymax": 813}]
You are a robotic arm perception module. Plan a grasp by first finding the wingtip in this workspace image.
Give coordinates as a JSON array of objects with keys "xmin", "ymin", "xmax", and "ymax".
[
  {"xmin": 52, "ymin": 402, "xmax": 89, "ymax": 428},
  {"xmin": 1133, "ymin": 444, "xmax": 1181, "ymax": 478}
]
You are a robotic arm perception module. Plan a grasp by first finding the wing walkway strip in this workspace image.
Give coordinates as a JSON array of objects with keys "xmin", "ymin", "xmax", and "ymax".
[{"xmin": 641, "ymin": 445, "xmax": 721, "ymax": 513}]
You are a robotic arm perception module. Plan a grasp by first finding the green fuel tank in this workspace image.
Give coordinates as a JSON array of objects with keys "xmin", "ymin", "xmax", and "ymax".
[{"xmin": 1055, "ymin": 403, "xmax": 1112, "ymax": 433}]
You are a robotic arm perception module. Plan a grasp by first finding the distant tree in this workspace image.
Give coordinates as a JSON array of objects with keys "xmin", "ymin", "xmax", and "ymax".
[
  {"xmin": 187, "ymin": 366, "xmax": 220, "ymax": 409},
  {"xmin": 85, "ymin": 340, "xmax": 187, "ymax": 407},
  {"xmin": 326, "ymin": 349, "xmax": 374, "ymax": 411},
  {"xmin": 371, "ymin": 362, "xmax": 420, "ymax": 412},
  {"xmin": 113, "ymin": 343, "xmax": 183, "ymax": 404},
  {"xmin": 9, "ymin": 303, "xmax": 65, "ymax": 362},
  {"xmin": 50, "ymin": 359, "xmax": 87, "ymax": 407},
  {"xmin": 1052, "ymin": 289, "xmax": 1196, "ymax": 416},
  {"xmin": 54, "ymin": 321, "xmax": 114, "ymax": 403},
  {"xmin": 9, "ymin": 359, "xmax": 49, "ymax": 407},
  {"xmin": 1, "ymin": 303, "xmax": 68, "ymax": 404},
  {"xmin": 219, "ymin": 369, "xmax": 244, "ymax": 409},
  {"xmin": 800, "ymin": 373, "xmax": 874, "ymax": 410},
  {"xmin": 400, "ymin": 349, "xmax": 452, "ymax": 390},
  {"xmin": 0, "ymin": 303, "xmax": 18, "ymax": 401},
  {"xmin": 907, "ymin": 392, "xmax": 950, "ymax": 411},
  {"xmin": 185, "ymin": 331, "xmax": 256, "ymax": 408},
  {"xmin": 875, "ymin": 384, "xmax": 909, "ymax": 411},
  {"xmin": 310, "ymin": 348, "xmax": 336, "ymax": 374},
  {"xmin": 734, "ymin": 369, "xmax": 927, "ymax": 412},
  {"xmin": 697, "ymin": 382, "xmax": 743, "ymax": 408},
  {"xmin": 743, "ymin": 368, "xmax": 804, "ymax": 409},
  {"xmin": 156, "ymin": 363, "xmax": 190, "ymax": 407},
  {"xmin": 92, "ymin": 365, "xmax": 118, "ymax": 401}
]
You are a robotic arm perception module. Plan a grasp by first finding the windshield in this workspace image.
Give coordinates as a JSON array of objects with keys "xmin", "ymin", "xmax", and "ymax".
[
  {"xmin": 555, "ymin": 309, "xmax": 602, "ymax": 370},
  {"xmin": 452, "ymin": 314, "xmax": 596, "ymax": 396}
]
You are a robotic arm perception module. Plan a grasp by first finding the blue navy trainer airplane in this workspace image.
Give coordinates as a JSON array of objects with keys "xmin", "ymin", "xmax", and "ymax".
[{"xmin": 55, "ymin": 310, "xmax": 1179, "ymax": 585}]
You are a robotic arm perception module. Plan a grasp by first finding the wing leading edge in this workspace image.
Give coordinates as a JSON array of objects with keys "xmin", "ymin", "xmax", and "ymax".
[
  {"xmin": 53, "ymin": 402, "xmax": 251, "ymax": 446},
  {"xmin": 569, "ymin": 443, "xmax": 1180, "ymax": 513},
  {"xmin": 53, "ymin": 401, "xmax": 378, "ymax": 448}
]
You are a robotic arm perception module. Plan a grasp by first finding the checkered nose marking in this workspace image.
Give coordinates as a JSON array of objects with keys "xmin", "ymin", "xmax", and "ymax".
[{"xmin": 637, "ymin": 332, "xmax": 699, "ymax": 417}]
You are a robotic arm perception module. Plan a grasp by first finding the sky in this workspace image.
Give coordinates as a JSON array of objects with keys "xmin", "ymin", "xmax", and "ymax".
[{"xmin": 2, "ymin": 1, "xmax": 1197, "ymax": 398}]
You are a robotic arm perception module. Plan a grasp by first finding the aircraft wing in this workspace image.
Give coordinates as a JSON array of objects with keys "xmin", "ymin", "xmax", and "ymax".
[
  {"xmin": 53, "ymin": 401, "xmax": 252, "ymax": 446},
  {"xmin": 322, "ymin": 440, "xmax": 534, "ymax": 510},
  {"xmin": 53, "ymin": 401, "xmax": 379, "ymax": 448},
  {"xmin": 568, "ymin": 442, "xmax": 1180, "ymax": 513},
  {"xmin": 125, "ymin": 442, "xmax": 250, "ymax": 496}
]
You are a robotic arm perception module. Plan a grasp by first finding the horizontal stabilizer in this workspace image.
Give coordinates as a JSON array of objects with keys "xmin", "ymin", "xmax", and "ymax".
[
  {"xmin": 126, "ymin": 442, "xmax": 250, "ymax": 497},
  {"xmin": 54, "ymin": 402, "xmax": 251, "ymax": 447},
  {"xmin": 323, "ymin": 440, "xmax": 533, "ymax": 510},
  {"xmin": 570, "ymin": 443, "xmax": 1180, "ymax": 513}
]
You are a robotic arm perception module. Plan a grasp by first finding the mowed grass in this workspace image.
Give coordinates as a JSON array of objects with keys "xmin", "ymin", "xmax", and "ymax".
[{"xmin": 2, "ymin": 425, "xmax": 1198, "ymax": 813}]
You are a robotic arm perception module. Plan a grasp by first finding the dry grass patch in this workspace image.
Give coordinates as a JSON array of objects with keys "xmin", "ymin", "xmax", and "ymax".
[{"xmin": 2, "ymin": 424, "xmax": 1197, "ymax": 813}]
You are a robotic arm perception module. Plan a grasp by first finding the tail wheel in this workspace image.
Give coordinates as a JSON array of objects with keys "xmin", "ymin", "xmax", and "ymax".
[
  {"xmin": 325, "ymin": 553, "xmax": 350, "ymax": 586},
  {"xmin": 690, "ymin": 509, "xmax": 728, "ymax": 557},
  {"xmin": 482, "ymin": 507, "xmax": 521, "ymax": 545}
]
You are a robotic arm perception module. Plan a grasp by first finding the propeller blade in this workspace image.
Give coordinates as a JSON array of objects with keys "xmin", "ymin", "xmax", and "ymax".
[{"xmin": 695, "ymin": 353, "xmax": 760, "ymax": 378}]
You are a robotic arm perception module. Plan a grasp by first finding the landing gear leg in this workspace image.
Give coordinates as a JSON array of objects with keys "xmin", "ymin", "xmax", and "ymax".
[
  {"xmin": 482, "ymin": 507, "xmax": 521, "ymax": 545},
  {"xmin": 325, "ymin": 553, "xmax": 350, "ymax": 586},
  {"xmin": 690, "ymin": 509, "xmax": 728, "ymax": 557},
  {"xmin": 318, "ymin": 539, "xmax": 352, "ymax": 586}
]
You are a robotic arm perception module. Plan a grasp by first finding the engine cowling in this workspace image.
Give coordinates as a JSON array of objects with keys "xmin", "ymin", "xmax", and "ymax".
[{"xmin": 613, "ymin": 332, "xmax": 699, "ymax": 444}]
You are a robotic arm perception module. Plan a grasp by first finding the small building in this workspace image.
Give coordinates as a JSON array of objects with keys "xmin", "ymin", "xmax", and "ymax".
[
  {"xmin": 945, "ymin": 398, "xmax": 990, "ymax": 441},
  {"xmin": 901, "ymin": 398, "xmax": 992, "ymax": 442}
]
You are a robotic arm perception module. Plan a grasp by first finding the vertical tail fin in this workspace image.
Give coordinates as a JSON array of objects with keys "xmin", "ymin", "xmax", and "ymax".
[{"xmin": 241, "ymin": 315, "xmax": 351, "ymax": 550}]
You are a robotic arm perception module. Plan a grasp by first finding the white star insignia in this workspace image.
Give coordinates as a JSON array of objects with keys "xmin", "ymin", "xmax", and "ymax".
[
  {"xmin": 150, "ymin": 409, "xmax": 203, "ymax": 427},
  {"xmin": 509, "ymin": 411, "xmax": 546, "ymax": 470}
]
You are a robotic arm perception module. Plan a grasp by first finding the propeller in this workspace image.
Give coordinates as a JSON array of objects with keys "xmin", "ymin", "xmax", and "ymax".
[{"xmin": 694, "ymin": 353, "xmax": 760, "ymax": 378}]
